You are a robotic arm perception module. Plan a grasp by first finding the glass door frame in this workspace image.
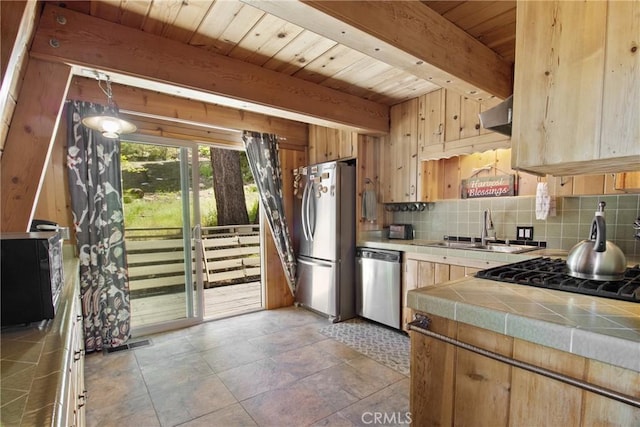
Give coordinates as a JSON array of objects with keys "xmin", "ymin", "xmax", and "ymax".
[{"xmin": 123, "ymin": 134, "xmax": 204, "ymax": 337}]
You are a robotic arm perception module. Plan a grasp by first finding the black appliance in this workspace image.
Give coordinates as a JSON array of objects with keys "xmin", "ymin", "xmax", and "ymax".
[
  {"xmin": 1, "ymin": 232, "xmax": 64, "ymax": 325},
  {"xmin": 475, "ymin": 257, "xmax": 640, "ymax": 303}
]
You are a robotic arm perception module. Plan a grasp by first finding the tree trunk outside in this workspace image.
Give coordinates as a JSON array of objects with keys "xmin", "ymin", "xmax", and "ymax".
[{"xmin": 209, "ymin": 148, "xmax": 249, "ymax": 225}]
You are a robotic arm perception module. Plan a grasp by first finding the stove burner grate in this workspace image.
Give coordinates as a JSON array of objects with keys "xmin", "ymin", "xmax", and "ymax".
[{"xmin": 476, "ymin": 257, "xmax": 640, "ymax": 303}]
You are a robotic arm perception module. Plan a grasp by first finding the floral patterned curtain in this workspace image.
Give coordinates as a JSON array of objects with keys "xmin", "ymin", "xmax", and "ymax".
[
  {"xmin": 242, "ymin": 131, "xmax": 296, "ymax": 295},
  {"xmin": 67, "ymin": 101, "xmax": 130, "ymax": 352}
]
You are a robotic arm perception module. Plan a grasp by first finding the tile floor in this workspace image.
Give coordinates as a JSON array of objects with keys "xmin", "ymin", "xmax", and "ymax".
[{"xmin": 85, "ymin": 307, "xmax": 410, "ymax": 427}]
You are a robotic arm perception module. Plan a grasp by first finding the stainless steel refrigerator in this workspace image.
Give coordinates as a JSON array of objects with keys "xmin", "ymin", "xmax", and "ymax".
[{"xmin": 295, "ymin": 160, "xmax": 356, "ymax": 322}]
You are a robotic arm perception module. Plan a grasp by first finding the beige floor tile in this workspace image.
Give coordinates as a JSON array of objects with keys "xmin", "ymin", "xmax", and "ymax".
[
  {"xmin": 306, "ymin": 339, "xmax": 363, "ymax": 362},
  {"xmin": 138, "ymin": 352, "xmax": 214, "ymax": 388},
  {"xmin": 85, "ymin": 365, "xmax": 149, "ymax": 408},
  {"xmin": 177, "ymin": 403, "xmax": 257, "ymax": 427},
  {"xmin": 247, "ymin": 325, "xmax": 328, "ymax": 356},
  {"xmin": 297, "ymin": 363, "xmax": 387, "ymax": 405},
  {"xmin": 311, "ymin": 412, "xmax": 358, "ymax": 427},
  {"xmin": 200, "ymin": 341, "xmax": 270, "ymax": 373},
  {"xmin": 85, "ymin": 307, "xmax": 410, "ymax": 427},
  {"xmin": 86, "ymin": 392, "xmax": 160, "ymax": 427},
  {"xmin": 345, "ymin": 356, "xmax": 407, "ymax": 382},
  {"xmin": 149, "ymin": 374, "xmax": 237, "ymax": 426},
  {"xmin": 241, "ymin": 382, "xmax": 338, "ymax": 427},
  {"xmin": 217, "ymin": 358, "xmax": 298, "ymax": 401},
  {"xmin": 338, "ymin": 378, "xmax": 411, "ymax": 427},
  {"xmin": 270, "ymin": 344, "xmax": 342, "ymax": 378},
  {"xmin": 84, "ymin": 350, "xmax": 139, "ymax": 377}
]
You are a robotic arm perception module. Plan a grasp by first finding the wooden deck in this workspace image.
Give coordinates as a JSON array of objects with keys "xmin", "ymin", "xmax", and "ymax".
[{"xmin": 130, "ymin": 281, "xmax": 262, "ymax": 329}]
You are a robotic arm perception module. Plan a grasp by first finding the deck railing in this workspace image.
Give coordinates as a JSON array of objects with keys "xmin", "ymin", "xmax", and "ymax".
[{"xmin": 125, "ymin": 225, "xmax": 261, "ymax": 296}]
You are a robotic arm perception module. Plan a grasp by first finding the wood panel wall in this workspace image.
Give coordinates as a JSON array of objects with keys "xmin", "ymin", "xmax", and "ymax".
[
  {"xmin": 263, "ymin": 147, "xmax": 307, "ymax": 309},
  {"xmin": 33, "ymin": 104, "xmax": 74, "ymax": 229},
  {"xmin": 0, "ymin": 0, "xmax": 38, "ymax": 154},
  {"xmin": 357, "ymin": 135, "xmax": 384, "ymax": 235}
]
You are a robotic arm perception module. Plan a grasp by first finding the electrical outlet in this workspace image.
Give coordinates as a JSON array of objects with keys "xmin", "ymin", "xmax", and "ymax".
[{"xmin": 517, "ymin": 226, "xmax": 534, "ymax": 240}]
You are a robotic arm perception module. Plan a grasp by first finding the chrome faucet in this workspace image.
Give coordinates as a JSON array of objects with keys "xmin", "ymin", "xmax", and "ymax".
[{"xmin": 481, "ymin": 209, "xmax": 495, "ymax": 245}]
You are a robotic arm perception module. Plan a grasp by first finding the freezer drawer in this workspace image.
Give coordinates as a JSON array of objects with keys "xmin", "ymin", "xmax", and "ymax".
[
  {"xmin": 356, "ymin": 248, "xmax": 402, "ymax": 329},
  {"xmin": 296, "ymin": 256, "xmax": 340, "ymax": 319}
]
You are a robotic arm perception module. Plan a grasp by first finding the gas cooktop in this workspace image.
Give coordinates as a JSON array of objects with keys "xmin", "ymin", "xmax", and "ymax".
[{"xmin": 476, "ymin": 257, "xmax": 640, "ymax": 303}]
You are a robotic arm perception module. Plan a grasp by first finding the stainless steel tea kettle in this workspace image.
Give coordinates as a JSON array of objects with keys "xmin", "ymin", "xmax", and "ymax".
[{"xmin": 566, "ymin": 202, "xmax": 627, "ymax": 281}]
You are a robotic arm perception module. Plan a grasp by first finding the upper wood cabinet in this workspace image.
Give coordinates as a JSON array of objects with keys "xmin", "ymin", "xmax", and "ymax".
[
  {"xmin": 383, "ymin": 98, "xmax": 419, "ymax": 202},
  {"xmin": 613, "ymin": 172, "xmax": 640, "ymax": 193},
  {"xmin": 511, "ymin": 1, "xmax": 640, "ymax": 176},
  {"xmin": 308, "ymin": 125, "xmax": 357, "ymax": 164},
  {"xmin": 418, "ymin": 89, "xmax": 511, "ymax": 160}
]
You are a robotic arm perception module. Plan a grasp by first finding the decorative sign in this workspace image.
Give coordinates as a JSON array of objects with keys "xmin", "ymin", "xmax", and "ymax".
[{"xmin": 461, "ymin": 175, "xmax": 517, "ymax": 199}]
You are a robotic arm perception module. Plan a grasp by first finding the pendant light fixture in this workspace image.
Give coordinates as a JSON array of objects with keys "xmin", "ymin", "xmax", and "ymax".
[{"xmin": 81, "ymin": 75, "xmax": 137, "ymax": 139}]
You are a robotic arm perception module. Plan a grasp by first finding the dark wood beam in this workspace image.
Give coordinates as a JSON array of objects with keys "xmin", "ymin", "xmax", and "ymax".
[
  {"xmin": 243, "ymin": 0, "xmax": 513, "ymax": 101},
  {"xmin": 31, "ymin": 4, "xmax": 389, "ymax": 134}
]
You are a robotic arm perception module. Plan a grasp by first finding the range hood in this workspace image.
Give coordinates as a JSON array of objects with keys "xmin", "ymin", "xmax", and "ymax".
[{"xmin": 479, "ymin": 95, "xmax": 513, "ymax": 136}]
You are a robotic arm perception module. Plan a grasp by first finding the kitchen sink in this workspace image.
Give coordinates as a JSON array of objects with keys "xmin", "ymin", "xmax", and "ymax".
[{"xmin": 418, "ymin": 241, "xmax": 539, "ymax": 254}]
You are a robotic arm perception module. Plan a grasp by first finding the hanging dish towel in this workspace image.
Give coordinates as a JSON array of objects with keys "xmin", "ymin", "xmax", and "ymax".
[
  {"xmin": 535, "ymin": 182, "xmax": 556, "ymax": 220},
  {"xmin": 362, "ymin": 189, "xmax": 378, "ymax": 222}
]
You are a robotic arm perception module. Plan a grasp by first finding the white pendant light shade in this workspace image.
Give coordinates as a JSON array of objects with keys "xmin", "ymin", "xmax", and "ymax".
[
  {"xmin": 80, "ymin": 75, "xmax": 137, "ymax": 139},
  {"xmin": 82, "ymin": 107, "xmax": 137, "ymax": 139}
]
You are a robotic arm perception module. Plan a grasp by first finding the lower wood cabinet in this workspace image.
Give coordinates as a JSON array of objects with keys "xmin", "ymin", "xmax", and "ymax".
[
  {"xmin": 402, "ymin": 254, "xmax": 485, "ymax": 332},
  {"xmin": 410, "ymin": 314, "xmax": 640, "ymax": 426},
  {"xmin": 61, "ymin": 278, "xmax": 86, "ymax": 426}
]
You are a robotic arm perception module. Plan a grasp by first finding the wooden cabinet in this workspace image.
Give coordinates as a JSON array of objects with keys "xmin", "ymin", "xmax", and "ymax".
[
  {"xmin": 386, "ymin": 91, "xmax": 511, "ymax": 203},
  {"xmin": 308, "ymin": 124, "xmax": 357, "ymax": 164},
  {"xmin": 410, "ymin": 313, "xmax": 640, "ymax": 426},
  {"xmin": 383, "ymin": 99, "xmax": 419, "ymax": 202},
  {"xmin": 454, "ymin": 323, "xmax": 513, "ymax": 426},
  {"xmin": 511, "ymin": 0, "xmax": 640, "ymax": 175},
  {"xmin": 418, "ymin": 89, "xmax": 510, "ymax": 161},
  {"xmin": 62, "ymin": 277, "xmax": 85, "ymax": 426},
  {"xmin": 402, "ymin": 255, "xmax": 489, "ymax": 331},
  {"xmin": 410, "ymin": 315, "xmax": 456, "ymax": 426},
  {"xmin": 610, "ymin": 171, "xmax": 640, "ymax": 193}
]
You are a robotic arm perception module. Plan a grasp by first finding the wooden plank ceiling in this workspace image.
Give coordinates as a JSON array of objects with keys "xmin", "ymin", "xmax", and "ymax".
[{"xmin": 53, "ymin": 0, "xmax": 516, "ymax": 123}]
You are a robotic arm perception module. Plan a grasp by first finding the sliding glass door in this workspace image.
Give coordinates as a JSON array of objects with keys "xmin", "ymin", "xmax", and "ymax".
[{"xmin": 121, "ymin": 136, "xmax": 204, "ymax": 336}]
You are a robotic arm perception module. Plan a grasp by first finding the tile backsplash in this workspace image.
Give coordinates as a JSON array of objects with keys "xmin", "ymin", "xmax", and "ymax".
[{"xmin": 390, "ymin": 195, "xmax": 640, "ymax": 257}]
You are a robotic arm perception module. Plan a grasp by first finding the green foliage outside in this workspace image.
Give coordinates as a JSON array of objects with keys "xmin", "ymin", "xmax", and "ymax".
[
  {"xmin": 121, "ymin": 141, "xmax": 258, "ymax": 229},
  {"xmin": 123, "ymin": 185, "xmax": 259, "ymax": 229}
]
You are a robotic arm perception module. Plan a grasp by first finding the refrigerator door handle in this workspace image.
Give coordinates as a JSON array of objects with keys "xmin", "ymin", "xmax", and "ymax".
[
  {"xmin": 304, "ymin": 181, "xmax": 314, "ymax": 242},
  {"xmin": 298, "ymin": 257, "xmax": 332, "ymax": 268},
  {"xmin": 308, "ymin": 182, "xmax": 317, "ymax": 240},
  {"xmin": 301, "ymin": 180, "xmax": 311, "ymax": 241}
]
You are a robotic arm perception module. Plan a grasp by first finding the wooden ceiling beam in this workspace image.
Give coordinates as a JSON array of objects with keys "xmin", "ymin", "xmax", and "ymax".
[
  {"xmin": 30, "ymin": 4, "xmax": 389, "ymax": 134},
  {"xmin": 242, "ymin": 0, "xmax": 513, "ymax": 101},
  {"xmin": 67, "ymin": 76, "xmax": 308, "ymax": 147}
]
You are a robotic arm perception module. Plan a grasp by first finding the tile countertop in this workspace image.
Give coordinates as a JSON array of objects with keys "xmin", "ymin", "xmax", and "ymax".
[
  {"xmin": 407, "ymin": 277, "xmax": 640, "ymax": 372},
  {"xmin": 0, "ymin": 253, "xmax": 80, "ymax": 426},
  {"xmin": 360, "ymin": 237, "xmax": 640, "ymax": 372},
  {"xmin": 357, "ymin": 236, "xmax": 570, "ymax": 263}
]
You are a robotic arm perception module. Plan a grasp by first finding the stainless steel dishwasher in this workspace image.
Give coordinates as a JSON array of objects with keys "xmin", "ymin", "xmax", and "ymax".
[{"xmin": 355, "ymin": 247, "xmax": 402, "ymax": 330}]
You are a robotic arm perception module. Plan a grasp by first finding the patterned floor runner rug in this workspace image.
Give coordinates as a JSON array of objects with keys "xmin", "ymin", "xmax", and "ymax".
[{"xmin": 318, "ymin": 318, "xmax": 410, "ymax": 376}]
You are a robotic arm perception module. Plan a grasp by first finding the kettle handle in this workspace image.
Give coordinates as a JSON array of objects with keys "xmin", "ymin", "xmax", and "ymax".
[{"xmin": 591, "ymin": 215, "xmax": 606, "ymax": 252}]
